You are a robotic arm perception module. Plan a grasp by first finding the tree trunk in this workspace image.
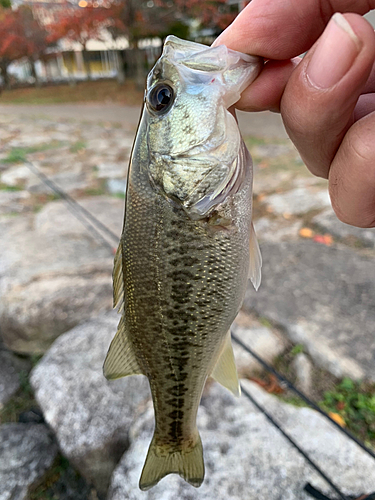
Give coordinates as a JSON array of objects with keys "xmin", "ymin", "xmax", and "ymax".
[
  {"xmin": 134, "ymin": 47, "xmax": 145, "ymax": 90},
  {"xmin": 0, "ymin": 61, "xmax": 10, "ymax": 89},
  {"xmin": 116, "ymin": 50, "xmax": 125, "ymax": 85},
  {"xmin": 29, "ymin": 58, "xmax": 41, "ymax": 88},
  {"xmin": 82, "ymin": 48, "xmax": 91, "ymax": 80}
]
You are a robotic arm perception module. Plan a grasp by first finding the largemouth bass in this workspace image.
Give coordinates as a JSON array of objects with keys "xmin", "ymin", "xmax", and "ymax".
[{"xmin": 103, "ymin": 36, "xmax": 262, "ymax": 490}]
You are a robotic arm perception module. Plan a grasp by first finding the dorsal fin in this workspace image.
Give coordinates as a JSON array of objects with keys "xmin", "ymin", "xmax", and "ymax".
[
  {"xmin": 210, "ymin": 331, "xmax": 240, "ymax": 397},
  {"xmin": 113, "ymin": 244, "xmax": 124, "ymax": 311},
  {"xmin": 103, "ymin": 317, "xmax": 143, "ymax": 379},
  {"xmin": 249, "ymin": 222, "xmax": 262, "ymax": 291}
]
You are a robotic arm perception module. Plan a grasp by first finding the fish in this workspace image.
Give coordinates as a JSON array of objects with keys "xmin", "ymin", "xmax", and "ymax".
[{"xmin": 103, "ymin": 35, "xmax": 262, "ymax": 491}]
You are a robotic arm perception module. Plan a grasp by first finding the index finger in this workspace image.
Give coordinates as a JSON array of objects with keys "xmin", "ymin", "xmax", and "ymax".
[{"xmin": 215, "ymin": 0, "xmax": 375, "ymax": 59}]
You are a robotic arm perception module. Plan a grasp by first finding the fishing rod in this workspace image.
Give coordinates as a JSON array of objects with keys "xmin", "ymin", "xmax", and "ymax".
[
  {"xmin": 24, "ymin": 160, "xmax": 119, "ymax": 249},
  {"xmin": 240, "ymin": 383, "xmax": 349, "ymax": 500},
  {"xmin": 231, "ymin": 333, "xmax": 375, "ymax": 461}
]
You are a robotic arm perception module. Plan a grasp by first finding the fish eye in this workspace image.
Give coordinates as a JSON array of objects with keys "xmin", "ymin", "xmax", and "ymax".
[{"xmin": 147, "ymin": 83, "xmax": 174, "ymax": 114}]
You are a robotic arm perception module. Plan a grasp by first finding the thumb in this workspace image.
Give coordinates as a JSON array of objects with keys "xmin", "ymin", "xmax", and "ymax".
[{"xmin": 281, "ymin": 12, "xmax": 375, "ymax": 179}]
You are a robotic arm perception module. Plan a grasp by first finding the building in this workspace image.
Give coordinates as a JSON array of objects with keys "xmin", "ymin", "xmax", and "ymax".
[{"xmin": 9, "ymin": 0, "xmax": 131, "ymax": 83}]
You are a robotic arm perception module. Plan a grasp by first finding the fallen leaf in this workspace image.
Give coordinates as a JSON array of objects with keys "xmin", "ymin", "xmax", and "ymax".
[
  {"xmin": 299, "ymin": 227, "xmax": 314, "ymax": 238},
  {"xmin": 336, "ymin": 401, "xmax": 346, "ymax": 411},
  {"xmin": 329, "ymin": 412, "xmax": 346, "ymax": 427},
  {"xmin": 250, "ymin": 375, "xmax": 284, "ymax": 395},
  {"xmin": 323, "ymin": 234, "xmax": 333, "ymax": 245},
  {"xmin": 313, "ymin": 234, "xmax": 333, "ymax": 246}
]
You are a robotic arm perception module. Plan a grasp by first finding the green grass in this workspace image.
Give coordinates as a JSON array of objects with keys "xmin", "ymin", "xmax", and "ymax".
[
  {"xmin": 0, "ymin": 80, "xmax": 144, "ymax": 106},
  {"xmin": 84, "ymin": 186, "xmax": 106, "ymax": 196},
  {"xmin": 70, "ymin": 140, "xmax": 87, "ymax": 153},
  {"xmin": 2, "ymin": 148, "xmax": 28, "ymax": 163},
  {"xmin": 0, "ymin": 370, "xmax": 37, "ymax": 424},
  {"xmin": 244, "ymin": 136, "xmax": 273, "ymax": 147},
  {"xmin": 258, "ymin": 316, "xmax": 273, "ymax": 329},
  {"xmin": 320, "ymin": 377, "xmax": 375, "ymax": 445},
  {"xmin": 29, "ymin": 454, "xmax": 98, "ymax": 500},
  {"xmin": 2, "ymin": 142, "xmax": 65, "ymax": 164},
  {"xmin": 271, "ymin": 343, "xmax": 375, "ymax": 447},
  {"xmin": 279, "ymin": 395, "xmax": 308, "ymax": 408},
  {"xmin": 290, "ymin": 344, "xmax": 305, "ymax": 356},
  {"xmin": 0, "ymin": 183, "xmax": 23, "ymax": 191},
  {"xmin": 111, "ymin": 191, "xmax": 126, "ymax": 199},
  {"xmin": 29, "ymin": 455, "xmax": 71, "ymax": 500}
]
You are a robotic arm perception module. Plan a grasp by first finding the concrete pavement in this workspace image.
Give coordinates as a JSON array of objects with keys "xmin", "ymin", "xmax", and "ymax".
[{"xmin": 0, "ymin": 103, "xmax": 289, "ymax": 139}]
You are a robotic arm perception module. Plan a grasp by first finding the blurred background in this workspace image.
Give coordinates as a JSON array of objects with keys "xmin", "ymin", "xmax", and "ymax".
[{"xmin": 0, "ymin": 1, "xmax": 374, "ymax": 500}]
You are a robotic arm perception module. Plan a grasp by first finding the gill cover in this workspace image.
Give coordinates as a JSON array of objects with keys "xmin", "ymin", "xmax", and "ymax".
[{"xmin": 146, "ymin": 36, "xmax": 262, "ymax": 219}]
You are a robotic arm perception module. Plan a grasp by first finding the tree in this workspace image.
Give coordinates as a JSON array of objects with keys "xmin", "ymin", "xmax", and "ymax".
[
  {"xmin": 0, "ymin": 8, "xmax": 28, "ymax": 88},
  {"xmin": 0, "ymin": 0, "xmax": 11, "ymax": 8},
  {"xmin": 107, "ymin": 0, "xmax": 238, "ymax": 85},
  {"xmin": 17, "ymin": 6, "xmax": 51, "ymax": 87},
  {"xmin": 0, "ymin": 6, "xmax": 53, "ymax": 88},
  {"xmin": 47, "ymin": 3, "xmax": 112, "ymax": 80},
  {"xmin": 109, "ymin": 0, "xmax": 238, "ymax": 45}
]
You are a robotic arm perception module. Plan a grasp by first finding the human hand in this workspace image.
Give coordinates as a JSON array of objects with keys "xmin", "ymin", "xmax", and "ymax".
[{"xmin": 215, "ymin": 0, "xmax": 375, "ymax": 228}]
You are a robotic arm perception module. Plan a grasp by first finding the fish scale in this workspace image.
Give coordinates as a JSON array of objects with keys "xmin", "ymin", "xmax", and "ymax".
[{"xmin": 103, "ymin": 35, "xmax": 262, "ymax": 491}]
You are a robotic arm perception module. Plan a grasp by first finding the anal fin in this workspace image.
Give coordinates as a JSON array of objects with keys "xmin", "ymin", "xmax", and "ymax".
[
  {"xmin": 249, "ymin": 222, "xmax": 262, "ymax": 291},
  {"xmin": 211, "ymin": 331, "xmax": 240, "ymax": 397},
  {"xmin": 103, "ymin": 316, "xmax": 143, "ymax": 380}
]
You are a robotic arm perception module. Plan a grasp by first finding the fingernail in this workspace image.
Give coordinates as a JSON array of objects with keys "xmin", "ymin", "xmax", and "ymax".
[{"xmin": 307, "ymin": 13, "xmax": 361, "ymax": 89}]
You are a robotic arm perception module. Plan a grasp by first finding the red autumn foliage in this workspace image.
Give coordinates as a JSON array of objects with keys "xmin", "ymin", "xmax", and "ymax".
[
  {"xmin": 46, "ymin": 1, "xmax": 113, "ymax": 78},
  {"xmin": 47, "ymin": 2, "xmax": 111, "ymax": 49},
  {"xmin": 108, "ymin": 0, "xmax": 239, "ymax": 46},
  {"xmin": 0, "ymin": 6, "xmax": 51, "ymax": 87}
]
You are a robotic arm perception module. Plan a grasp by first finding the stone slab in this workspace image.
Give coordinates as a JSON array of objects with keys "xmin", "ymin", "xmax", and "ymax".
[
  {"xmin": 0, "ymin": 197, "xmax": 124, "ymax": 353},
  {"xmin": 108, "ymin": 381, "xmax": 375, "ymax": 499},
  {"xmin": 30, "ymin": 313, "xmax": 151, "ymax": 495},
  {"xmin": 264, "ymin": 187, "xmax": 331, "ymax": 215},
  {"xmin": 244, "ymin": 241, "xmax": 375, "ymax": 380},
  {"xmin": 313, "ymin": 208, "xmax": 375, "ymax": 247},
  {"xmin": 0, "ymin": 423, "xmax": 58, "ymax": 500}
]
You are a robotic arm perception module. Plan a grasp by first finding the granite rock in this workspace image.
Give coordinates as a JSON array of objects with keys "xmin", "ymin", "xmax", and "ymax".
[
  {"xmin": 27, "ymin": 172, "xmax": 90, "ymax": 194},
  {"xmin": 244, "ymin": 241, "xmax": 375, "ymax": 381},
  {"xmin": 0, "ymin": 423, "xmax": 58, "ymax": 500},
  {"xmin": 264, "ymin": 187, "xmax": 330, "ymax": 215},
  {"xmin": 313, "ymin": 208, "xmax": 375, "ymax": 247},
  {"xmin": 0, "ymin": 342, "xmax": 29, "ymax": 408},
  {"xmin": 30, "ymin": 314, "xmax": 151, "ymax": 495},
  {"xmin": 292, "ymin": 353, "xmax": 313, "ymax": 396},
  {"xmin": 0, "ymin": 165, "xmax": 36, "ymax": 187},
  {"xmin": 232, "ymin": 311, "xmax": 286, "ymax": 377},
  {"xmin": 108, "ymin": 381, "xmax": 375, "ymax": 500},
  {"xmin": 0, "ymin": 197, "xmax": 123, "ymax": 353},
  {"xmin": 0, "ymin": 191, "xmax": 30, "ymax": 215},
  {"xmin": 254, "ymin": 216, "xmax": 302, "ymax": 243}
]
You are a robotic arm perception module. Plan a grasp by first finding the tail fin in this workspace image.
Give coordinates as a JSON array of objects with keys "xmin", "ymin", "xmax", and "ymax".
[{"xmin": 139, "ymin": 434, "xmax": 204, "ymax": 491}]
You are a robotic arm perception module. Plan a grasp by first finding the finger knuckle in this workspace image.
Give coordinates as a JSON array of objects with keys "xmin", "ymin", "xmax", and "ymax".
[{"xmin": 349, "ymin": 126, "xmax": 375, "ymax": 169}]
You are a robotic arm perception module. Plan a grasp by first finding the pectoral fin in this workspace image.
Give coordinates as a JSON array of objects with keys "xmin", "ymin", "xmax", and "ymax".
[
  {"xmin": 103, "ymin": 317, "xmax": 143, "ymax": 379},
  {"xmin": 249, "ymin": 222, "xmax": 262, "ymax": 291},
  {"xmin": 211, "ymin": 331, "xmax": 240, "ymax": 397}
]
